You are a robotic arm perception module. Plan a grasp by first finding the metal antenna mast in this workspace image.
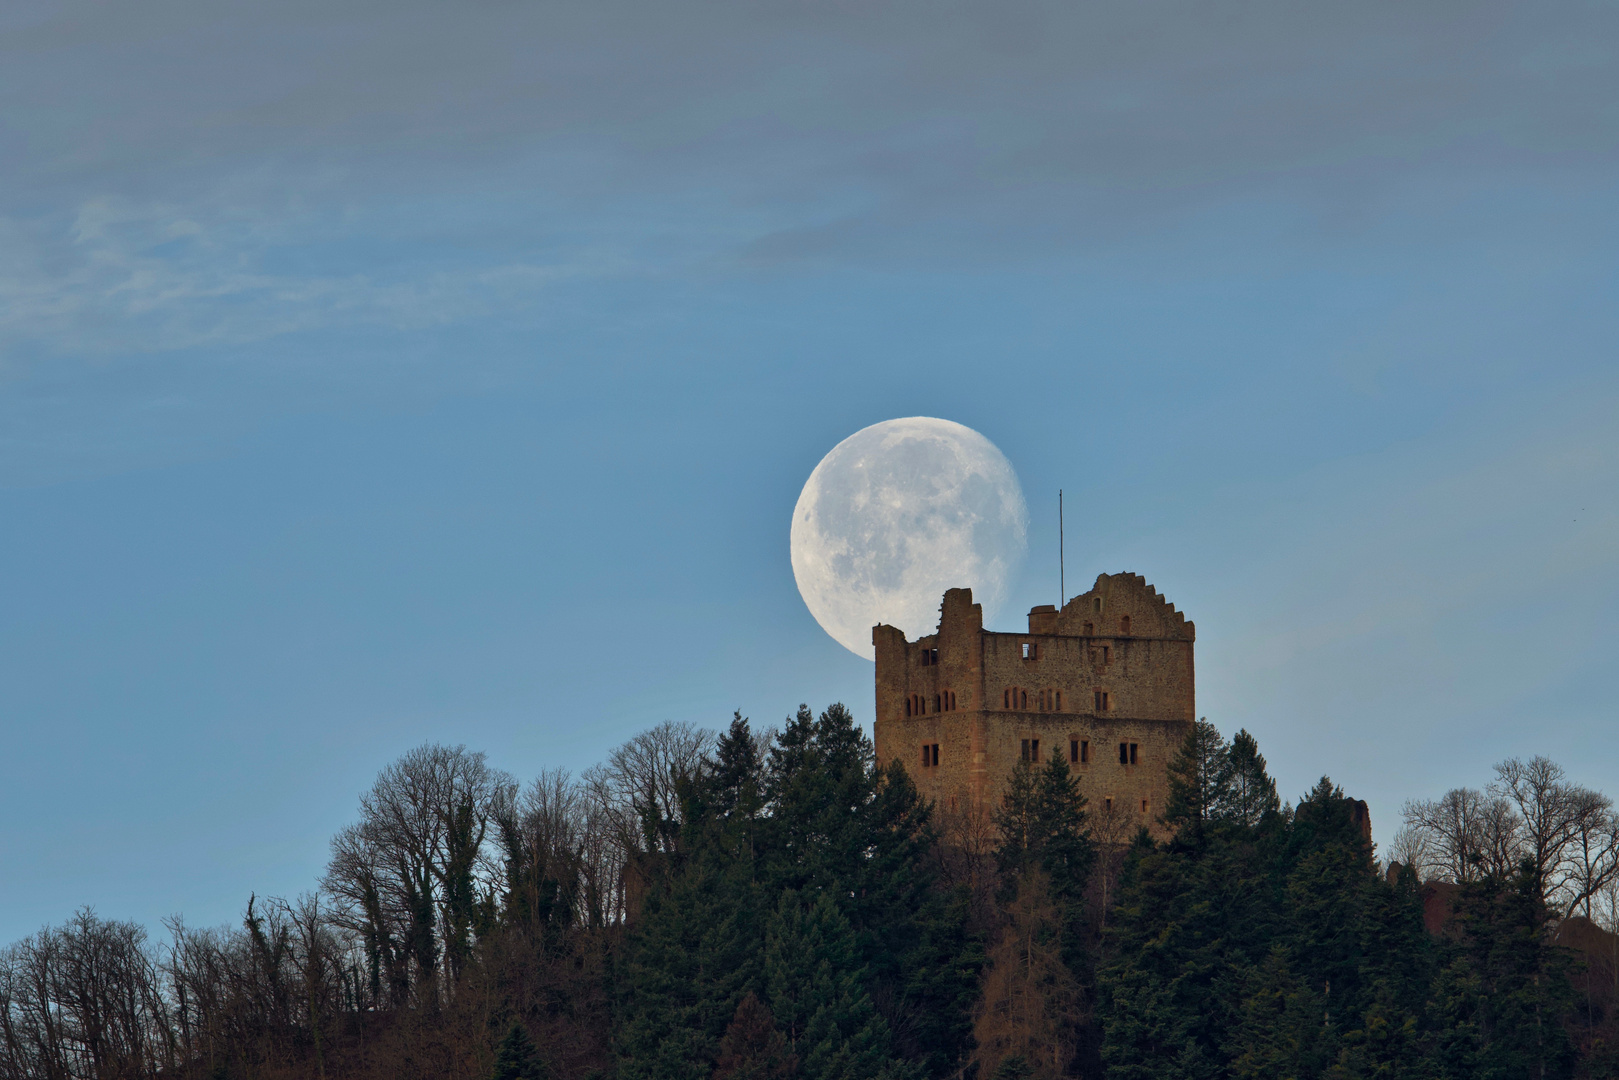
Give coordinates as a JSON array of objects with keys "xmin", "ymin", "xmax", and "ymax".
[{"xmin": 1059, "ymin": 489, "xmax": 1065, "ymax": 608}]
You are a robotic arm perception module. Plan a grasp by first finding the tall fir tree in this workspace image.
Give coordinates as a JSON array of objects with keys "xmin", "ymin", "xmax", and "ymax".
[
  {"xmin": 761, "ymin": 704, "xmax": 979, "ymax": 1076},
  {"xmin": 1215, "ymin": 730, "xmax": 1279, "ymax": 827},
  {"xmin": 765, "ymin": 889, "xmax": 903, "ymax": 1080},
  {"xmin": 1161, "ymin": 719, "xmax": 1231, "ymax": 835}
]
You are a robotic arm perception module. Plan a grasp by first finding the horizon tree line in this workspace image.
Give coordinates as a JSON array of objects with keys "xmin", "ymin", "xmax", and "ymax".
[{"xmin": 3, "ymin": 711, "xmax": 1617, "ymax": 1079}]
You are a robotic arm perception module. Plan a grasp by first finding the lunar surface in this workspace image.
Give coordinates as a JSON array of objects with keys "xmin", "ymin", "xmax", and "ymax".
[{"xmin": 790, "ymin": 417, "xmax": 1028, "ymax": 659}]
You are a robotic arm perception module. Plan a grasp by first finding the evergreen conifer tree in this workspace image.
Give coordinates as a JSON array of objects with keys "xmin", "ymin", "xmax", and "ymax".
[
  {"xmin": 765, "ymin": 889, "xmax": 897, "ymax": 1080},
  {"xmin": 714, "ymin": 993, "xmax": 798, "ymax": 1080},
  {"xmin": 1214, "ymin": 730, "xmax": 1278, "ymax": 827},
  {"xmin": 491, "ymin": 1022, "xmax": 549, "ymax": 1080},
  {"xmin": 761, "ymin": 704, "xmax": 978, "ymax": 1076},
  {"xmin": 1161, "ymin": 720, "xmax": 1231, "ymax": 835}
]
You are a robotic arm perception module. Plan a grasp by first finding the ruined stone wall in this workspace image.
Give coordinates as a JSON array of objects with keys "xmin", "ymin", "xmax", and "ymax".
[{"xmin": 873, "ymin": 573, "xmax": 1195, "ymax": 837}]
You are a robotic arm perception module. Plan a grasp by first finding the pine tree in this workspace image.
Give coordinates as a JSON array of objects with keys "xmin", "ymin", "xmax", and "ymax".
[
  {"xmin": 1161, "ymin": 720, "xmax": 1231, "ymax": 835},
  {"xmin": 1214, "ymin": 730, "xmax": 1278, "ymax": 827},
  {"xmin": 996, "ymin": 750, "xmax": 1093, "ymax": 897},
  {"xmin": 714, "ymin": 993, "xmax": 798, "ymax": 1080},
  {"xmin": 1225, "ymin": 949, "xmax": 1333, "ymax": 1080},
  {"xmin": 616, "ymin": 720, "xmax": 767, "ymax": 1080},
  {"xmin": 761, "ymin": 703, "xmax": 979, "ymax": 1076},
  {"xmin": 615, "ymin": 857, "xmax": 762, "ymax": 1080},
  {"xmin": 765, "ymin": 889, "xmax": 896, "ymax": 1080},
  {"xmin": 492, "ymin": 1022, "xmax": 550, "ymax": 1080},
  {"xmin": 1425, "ymin": 866, "xmax": 1576, "ymax": 1080}
]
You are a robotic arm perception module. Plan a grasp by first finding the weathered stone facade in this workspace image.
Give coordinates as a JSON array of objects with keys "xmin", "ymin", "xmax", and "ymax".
[{"xmin": 872, "ymin": 573, "xmax": 1195, "ymax": 837}]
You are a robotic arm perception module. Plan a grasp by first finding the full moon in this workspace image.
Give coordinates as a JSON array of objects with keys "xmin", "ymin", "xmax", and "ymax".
[{"xmin": 791, "ymin": 417, "xmax": 1028, "ymax": 659}]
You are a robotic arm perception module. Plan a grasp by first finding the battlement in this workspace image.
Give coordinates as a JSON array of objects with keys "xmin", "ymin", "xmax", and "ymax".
[{"xmin": 872, "ymin": 573, "xmax": 1196, "ymax": 832}]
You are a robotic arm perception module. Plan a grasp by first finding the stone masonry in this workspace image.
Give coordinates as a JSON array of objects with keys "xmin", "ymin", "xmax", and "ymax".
[{"xmin": 872, "ymin": 573, "xmax": 1195, "ymax": 836}]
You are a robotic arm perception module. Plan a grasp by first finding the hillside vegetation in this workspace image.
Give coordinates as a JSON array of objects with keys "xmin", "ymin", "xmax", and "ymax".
[{"xmin": 4, "ymin": 707, "xmax": 1618, "ymax": 1079}]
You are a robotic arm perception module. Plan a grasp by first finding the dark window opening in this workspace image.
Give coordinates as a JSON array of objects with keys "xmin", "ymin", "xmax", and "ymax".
[
  {"xmin": 1119, "ymin": 742, "xmax": 1128, "ymax": 765},
  {"xmin": 1094, "ymin": 690, "xmax": 1110, "ymax": 712},
  {"xmin": 1020, "ymin": 689, "xmax": 1028, "ymax": 710},
  {"xmin": 1081, "ymin": 740, "xmax": 1090, "ymax": 763},
  {"xmin": 904, "ymin": 698, "xmax": 911, "ymax": 717},
  {"xmin": 1022, "ymin": 642, "xmax": 1038, "ymax": 660},
  {"xmin": 1094, "ymin": 597, "xmax": 1102, "ymax": 614},
  {"xmin": 932, "ymin": 694, "xmax": 941, "ymax": 714},
  {"xmin": 1120, "ymin": 616, "xmax": 1131, "ymax": 635},
  {"xmin": 1070, "ymin": 739, "xmax": 1079, "ymax": 763},
  {"xmin": 1101, "ymin": 646, "xmax": 1110, "ymax": 665},
  {"xmin": 1105, "ymin": 796, "xmax": 1113, "ymax": 811},
  {"xmin": 1141, "ymin": 798, "xmax": 1149, "ymax": 813},
  {"xmin": 921, "ymin": 745, "xmax": 929, "ymax": 768},
  {"xmin": 1020, "ymin": 738, "xmax": 1040, "ymax": 763}
]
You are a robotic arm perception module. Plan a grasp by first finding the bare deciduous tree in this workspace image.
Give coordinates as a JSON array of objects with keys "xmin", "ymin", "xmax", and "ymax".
[
  {"xmin": 972, "ymin": 870, "xmax": 1083, "ymax": 1079},
  {"xmin": 1491, "ymin": 756, "xmax": 1592, "ymax": 898},
  {"xmin": 1386, "ymin": 825, "xmax": 1435, "ymax": 881},
  {"xmin": 1402, "ymin": 787, "xmax": 1519, "ymax": 883},
  {"xmin": 1555, "ymin": 803, "xmax": 1619, "ymax": 919},
  {"xmin": 323, "ymin": 743, "xmax": 511, "ymax": 1002}
]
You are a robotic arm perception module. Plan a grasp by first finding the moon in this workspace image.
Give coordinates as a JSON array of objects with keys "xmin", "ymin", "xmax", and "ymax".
[{"xmin": 791, "ymin": 417, "xmax": 1028, "ymax": 660}]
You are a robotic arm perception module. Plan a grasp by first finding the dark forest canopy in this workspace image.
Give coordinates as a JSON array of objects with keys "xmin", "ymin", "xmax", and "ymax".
[{"xmin": 4, "ymin": 710, "xmax": 1619, "ymax": 1080}]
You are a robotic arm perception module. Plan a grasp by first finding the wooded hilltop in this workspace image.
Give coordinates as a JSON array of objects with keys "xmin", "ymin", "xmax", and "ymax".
[{"xmin": 5, "ymin": 706, "xmax": 1619, "ymax": 1079}]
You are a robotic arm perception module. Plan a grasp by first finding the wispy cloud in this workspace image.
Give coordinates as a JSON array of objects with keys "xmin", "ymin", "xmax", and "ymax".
[{"xmin": 0, "ymin": 197, "xmax": 614, "ymax": 359}]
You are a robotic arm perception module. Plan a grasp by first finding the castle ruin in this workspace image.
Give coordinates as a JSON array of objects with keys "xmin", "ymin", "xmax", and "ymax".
[{"xmin": 873, "ymin": 573, "xmax": 1194, "ymax": 834}]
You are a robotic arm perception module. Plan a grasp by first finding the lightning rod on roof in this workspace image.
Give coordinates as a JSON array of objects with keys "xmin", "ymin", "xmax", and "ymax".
[{"xmin": 1059, "ymin": 489, "xmax": 1065, "ymax": 608}]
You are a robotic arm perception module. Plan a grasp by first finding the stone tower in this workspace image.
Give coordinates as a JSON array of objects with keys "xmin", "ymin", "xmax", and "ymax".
[{"xmin": 872, "ymin": 573, "xmax": 1195, "ymax": 833}]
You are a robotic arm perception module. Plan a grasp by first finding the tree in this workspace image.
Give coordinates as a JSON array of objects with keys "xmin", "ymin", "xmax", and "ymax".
[
  {"xmin": 1214, "ymin": 730, "xmax": 1278, "ymax": 828},
  {"xmin": 1402, "ymin": 787, "xmax": 1521, "ymax": 883},
  {"xmin": 1424, "ymin": 866, "xmax": 1576, "ymax": 1080},
  {"xmin": 996, "ymin": 749, "xmax": 1094, "ymax": 976},
  {"xmin": 761, "ymin": 704, "xmax": 978, "ymax": 1077},
  {"xmin": 1560, "ymin": 806, "xmax": 1619, "ymax": 920},
  {"xmin": 972, "ymin": 870, "xmax": 1084, "ymax": 1079},
  {"xmin": 614, "ymin": 808, "xmax": 762, "ymax": 1080},
  {"xmin": 322, "ymin": 743, "xmax": 510, "ymax": 999},
  {"xmin": 995, "ymin": 749, "xmax": 1093, "ymax": 899},
  {"xmin": 492, "ymin": 1022, "xmax": 550, "ymax": 1080},
  {"xmin": 764, "ymin": 890, "xmax": 896, "ymax": 1080},
  {"xmin": 1491, "ymin": 756, "xmax": 1595, "ymax": 904},
  {"xmin": 1161, "ymin": 720, "xmax": 1230, "ymax": 834},
  {"xmin": 714, "ymin": 993, "xmax": 798, "ymax": 1080}
]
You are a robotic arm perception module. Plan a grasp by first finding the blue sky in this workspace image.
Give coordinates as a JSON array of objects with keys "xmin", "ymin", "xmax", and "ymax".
[{"xmin": 2, "ymin": 0, "xmax": 1616, "ymax": 943}]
